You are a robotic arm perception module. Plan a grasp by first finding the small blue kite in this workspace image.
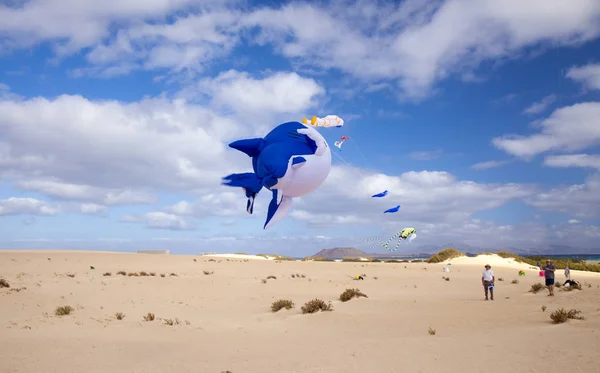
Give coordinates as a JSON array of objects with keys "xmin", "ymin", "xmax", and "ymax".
[
  {"xmin": 371, "ymin": 190, "xmax": 388, "ymax": 198},
  {"xmin": 384, "ymin": 205, "xmax": 401, "ymax": 213}
]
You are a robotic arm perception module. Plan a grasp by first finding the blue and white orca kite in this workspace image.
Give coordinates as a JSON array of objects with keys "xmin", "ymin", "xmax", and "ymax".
[{"xmin": 222, "ymin": 121, "xmax": 332, "ymax": 229}]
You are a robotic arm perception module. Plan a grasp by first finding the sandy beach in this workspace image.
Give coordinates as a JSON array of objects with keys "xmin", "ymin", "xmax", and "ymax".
[{"xmin": 1, "ymin": 250, "xmax": 599, "ymax": 373}]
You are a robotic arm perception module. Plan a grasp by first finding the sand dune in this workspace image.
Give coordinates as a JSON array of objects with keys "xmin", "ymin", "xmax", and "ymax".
[{"xmin": 1, "ymin": 250, "xmax": 599, "ymax": 373}]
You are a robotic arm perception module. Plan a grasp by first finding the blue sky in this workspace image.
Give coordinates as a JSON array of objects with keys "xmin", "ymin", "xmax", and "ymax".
[{"xmin": 1, "ymin": 0, "xmax": 600, "ymax": 256}]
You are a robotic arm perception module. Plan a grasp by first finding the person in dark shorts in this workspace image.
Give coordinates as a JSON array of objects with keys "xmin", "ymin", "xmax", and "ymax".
[
  {"xmin": 481, "ymin": 264, "xmax": 495, "ymax": 300},
  {"xmin": 543, "ymin": 259, "xmax": 556, "ymax": 296}
]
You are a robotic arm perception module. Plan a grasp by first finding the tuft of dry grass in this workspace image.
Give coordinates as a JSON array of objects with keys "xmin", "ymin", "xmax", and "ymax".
[
  {"xmin": 117, "ymin": 271, "xmax": 126, "ymax": 276},
  {"xmin": 266, "ymin": 275, "xmax": 277, "ymax": 280},
  {"xmin": 511, "ymin": 279, "xmax": 519, "ymax": 284},
  {"xmin": 442, "ymin": 276, "xmax": 450, "ymax": 281},
  {"xmin": 555, "ymin": 282, "xmax": 562, "ymax": 288},
  {"xmin": 163, "ymin": 318, "xmax": 181, "ymax": 326},
  {"xmin": 114, "ymin": 312, "xmax": 126, "ymax": 320},
  {"xmin": 169, "ymin": 273, "xmax": 178, "ymax": 277},
  {"xmin": 10, "ymin": 287, "xmax": 26, "ymax": 293},
  {"xmin": 550, "ymin": 308, "xmax": 585, "ymax": 323},
  {"xmin": 541, "ymin": 305, "xmax": 547, "ymax": 312},
  {"xmin": 271, "ymin": 299, "xmax": 295, "ymax": 312},
  {"xmin": 261, "ymin": 279, "xmax": 267, "ymax": 284},
  {"xmin": 498, "ymin": 277, "xmax": 504, "ymax": 281},
  {"xmin": 149, "ymin": 272, "xmax": 156, "ymax": 276},
  {"xmin": 128, "ymin": 272, "xmax": 139, "ymax": 277},
  {"xmin": 55, "ymin": 305, "xmax": 74, "ymax": 316},
  {"xmin": 160, "ymin": 273, "xmax": 166, "ymax": 278},
  {"xmin": 143, "ymin": 313, "xmax": 155, "ymax": 321},
  {"xmin": 529, "ymin": 283, "xmax": 545, "ymax": 293},
  {"xmin": 339, "ymin": 288, "xmax": 368, "ymax": 302},
  {"xmin": 140, "ymin": 271, "xmax": 149, "ymax": 276},
  {"xmin": 203, "ymin": 271, "xmax": 214, "ymax": 275},
  {"xmin": 103, "ymin": 272, "xmax": 111, "ymax": 276},
  {"xmin": 0, "ymin": 278, "xmax": 10, "ymax": 288},
  {"xmin": 428, "ymin": 327, "xmax": 436, "ymax": 335},
  {"xmin": 66, "ymin": 273, "xmax": 75, "ymax": 278},
  {"xmin": 301, "ymin": 299, "xmax": 333, "ymax": 314}
]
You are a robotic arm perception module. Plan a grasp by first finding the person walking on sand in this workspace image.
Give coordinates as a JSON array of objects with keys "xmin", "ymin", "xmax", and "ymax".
[
  {"xmin": 482, "ymin": 264, "xmax": 495, "ymax": 301},
  {"xmin": 543, "ymin": 259, "xmax": 556, "ymax": 296}
]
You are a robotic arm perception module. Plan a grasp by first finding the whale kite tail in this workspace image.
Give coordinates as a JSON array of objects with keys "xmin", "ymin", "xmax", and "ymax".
[{"xmin": 222, "ymin": 172, "xmax": 264, "ymax": 214}]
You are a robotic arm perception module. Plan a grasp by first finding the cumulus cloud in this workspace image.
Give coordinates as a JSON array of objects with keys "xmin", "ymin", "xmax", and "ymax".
[
  {"xmin": 492, "ymin": 102, "xmax": 600, "ymax": 158},
  {"xmin": 470, "ymin": 160, "xmax": 511, "ymax": 170},
  {"xmin": 526, "ymin": 174, "xmax": 600, "ymax": 218},
  {"xmin": 0, "ymin": 197, "xmax": 60, "ymax": 216},
  {"xmin": 0, "ymin": 72, "xmax": 324, "ymax": 206},
  {"xmin": 2, "ymin": 0, "xmax": 600, "ymax": 99},
  {"xmin": 544, "ymin": 154, "xmax": 600, "ymax": 170},
  {"xmin": 566, "ymin": 62, "xmax": 600, "ymax": 91},
  {"xmin": 122, "ymin": 211, "xmax": 195, "ymax": 231},
  {"xmin": 523, "ymin": 95, "xmax": 556, "ymax": 115}
]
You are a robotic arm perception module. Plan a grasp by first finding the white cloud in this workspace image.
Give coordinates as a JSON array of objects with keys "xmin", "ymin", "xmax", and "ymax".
[
  {"xmin": 523, "ymin": 95, "xmax": 556, "ymax": 115},
  {"xmin": 526, "ymin": 174, "xmax": 600, "ymax": 218},
  {"xmin": 544, "ymin": 154, "xmax": 600, "ymax": 170},
  {"xmin": 2, "ymin": 1, "xmax": 600, "ymax": 99},
  {"xmin": 79, "ymin": 203, "xmax": 108, "ymax": 216},
  {"xmin": 123, "ymin": 211, "xmax": 195, "ymax": 231},
  {"xmin": 188, "ymin": 70, "xmax": 325, "ymax": 116},
  {"xmin": 285, "ymin": 166, "xmax": 535, "ymax": 228},
  {"xmin": 492, "ymin": 102, "xmax": 600, "ymax": 158},
  {"xmin": 0, "ymin": 197, "xmax": 60, "ymax": 216},
  {"xmin": 566, "ymin": 62, "xmax": 600, "ymax": 91},
  {"xmin": 470, "ymin": 160, "xmax": 511, "ymax": 170},
  {"xmin": 0, "ymin": 72, "xmax": 324, "ymax": 205},
  {"xmin": 568, "ymin": 219, "xmax": 580, "ymax": 224}
]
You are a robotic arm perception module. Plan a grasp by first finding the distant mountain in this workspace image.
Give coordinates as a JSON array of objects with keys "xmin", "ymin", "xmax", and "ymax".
[{"xmin": 312, "ymin": 247, "xmax": 370, "ymax": 259}]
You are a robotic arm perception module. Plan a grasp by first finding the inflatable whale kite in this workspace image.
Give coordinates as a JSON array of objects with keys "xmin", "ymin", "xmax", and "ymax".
[{"xmin": 222, "ymin": 120, "xmax": 334, "ymax": 229}]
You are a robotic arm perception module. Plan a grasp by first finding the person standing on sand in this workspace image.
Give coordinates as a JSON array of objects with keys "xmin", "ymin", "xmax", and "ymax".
[
  {"xmin": 482, "ymin": 264, "xmax": 495, "ymax": 301},
  {"xmin": 543, "ymin": 259, "xmax": 556, "ymax": 296}
]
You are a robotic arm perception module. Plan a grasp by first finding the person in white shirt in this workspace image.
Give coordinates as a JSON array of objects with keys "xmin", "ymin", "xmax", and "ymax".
[{"xmin": 481, "ymin": 264, "xmax": 495, "ymax": 301}]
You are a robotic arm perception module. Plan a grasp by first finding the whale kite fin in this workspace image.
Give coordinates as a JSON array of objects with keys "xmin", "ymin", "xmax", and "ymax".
[
  {"xmin": 228, "ymin": 138, "xmax": 265, "ymax": 158},
  {"xmin": 291, "ymin": 156, "xmax": 307, "ymax": 169},
  {"xmin": 264, "ymin": 190, "xmax": 292, "ymax": 229},
  {"xmin": 222, "ymin": 173, "xmax": 262, "ymax": 192}
]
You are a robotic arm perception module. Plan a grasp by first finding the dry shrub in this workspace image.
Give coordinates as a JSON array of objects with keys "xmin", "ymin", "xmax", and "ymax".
[
  {"xmin": 55, "ymin": 305, "xmax": 73, "ymax": 316},
  {"xmin": 117, "ymin": 271, "xmax": 126, "ymax": 276},
  {"xmin": 143, "ymin": 313, "xmax": 155, "ymax": 321},
  {"xmin": 271, "ymin": 299, "xmax": 295, "ymax": 312},
  {"xmin": 163, "ymin": 318, "xmax": 181, "ymax": 326},
  {"xmin": 203, "ymin": 271, "xmax": 214, "ymax": 275},
  {"xmin": 169, "ymin": 273, "xmax": 178, "ymax": 277},
  {"xmin": 498, "ymin": 278, "xmax": 504, "ymax": 281},
  {"xmin": 426, "ymin": 248, "xmax": 464, "ymax": 263},
  {"xmin": 550, "ymin": 308, "xmax": 585, "ymax": 323},
  {"xmin": 128, "ymin": 272, "xmax": 139, "ymax": 277},
  {"xmin": 530, "ymin": 283, "xmax": 545, "ymax": 293},
  {"xmin": 555, "ymin": 282, "xmax": 562, "ymax": 288},
  {"xmin": 114, "ymin": 312, "xmax": 125, "ymax": 320},
  {"xmin": 339, "ymin": 288, "xmax": 368, "ymax": 302},
  {"xmin": 160, "ymin": 274, "xmax": 166, "ymax": 278},
  {"xmin": 428, "ymin": 327, "xmax": 436, "ymax": 335},
  {"xmin": 442, "ymin": 276, "xmax": 450, "ymax": 281},
  {"xmin": 149, "ymin": 272, "xmax": 156, "ymax": 276},
  {"xmin": 103, "ymin": 272, "xmax": 111, "ymax": 277},
  {"xmin": 66, "ymin": 273, "xmax": 75, "ymax": 278},
  {"xmin": 511, "ymin": 279, "xmax": 519, "ymax": 284},
  {"xmin": 266, "ymin": 275, "xmax": 277, "ymax": 280},
  {"xmin": 541, "ymin": 305, "xmax": 547, "ymax": 312},
  {"xmin": 140, "ymin": 271, "xmax": 149, "ymax": 276},
  {"xmin": 301, "ymin": 299, "xmax": 333, "ymax": 314},
  {"xmin": 10, "ymin": 287, "xmax": 26, "ymax": 292},
  {"xmin": 0, "ymin": 278, "xmax": 10, "ymax": 288},
  {"xmin": 291, "ymin": 274, "xmax": 296, "ymax": 278}
]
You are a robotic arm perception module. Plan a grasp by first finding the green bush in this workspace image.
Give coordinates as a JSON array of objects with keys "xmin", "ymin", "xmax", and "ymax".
[{"xmin": 426, "ymin": 249, "xmax": 465, "ymax": 263}]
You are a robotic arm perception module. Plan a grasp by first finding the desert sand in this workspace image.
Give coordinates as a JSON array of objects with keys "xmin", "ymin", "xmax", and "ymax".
[{"xmin": 1, "ymin": 250, "xmax": 599, "ymax": 373}]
